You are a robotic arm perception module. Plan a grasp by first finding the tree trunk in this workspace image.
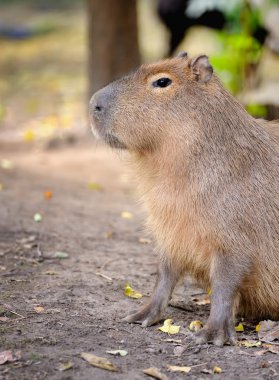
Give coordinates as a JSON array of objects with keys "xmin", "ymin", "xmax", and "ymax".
[{"xmin": 87, "ymin": 0, "xmax": 140, "ymax": 97}]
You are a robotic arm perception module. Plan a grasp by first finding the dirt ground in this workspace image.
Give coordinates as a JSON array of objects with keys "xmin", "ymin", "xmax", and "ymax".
[{"xmin": 0, "ymin": 141, "xmax": 279, "ymax": 380}]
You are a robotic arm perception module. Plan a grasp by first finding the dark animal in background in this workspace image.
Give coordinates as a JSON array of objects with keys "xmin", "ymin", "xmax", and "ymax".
[{"xmin": 157, "ymin": 0, "xmax": 268, "ymax": 56}]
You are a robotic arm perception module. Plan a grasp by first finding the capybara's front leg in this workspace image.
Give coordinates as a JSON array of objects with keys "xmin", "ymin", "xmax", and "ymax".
[
  {"xmin": 195, "ymin": 253, "xmax": 247, "ymax": 346},
  {"xmin": 124, "ymin": 260, "xmax": 180, "ymax": 327}
]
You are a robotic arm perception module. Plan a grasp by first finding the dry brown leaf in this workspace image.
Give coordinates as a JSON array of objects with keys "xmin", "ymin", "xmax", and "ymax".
[
  {"xmin": 138, "ymin": 237, "xmax": 151, "ymax": 244},
  {"xmin": 263, "ymin": 344, "xmax": 279, "ymax": 354},
  {"xmin": 34, "ymin": 306, "xmax": 44, "ymax": 313},
  {"xmin": 143, "ymin": 367, "xmax": 169, "ymax": 380},
  {"xmin": 258, "ymin": 320, "xmax": 279, "ymax": 342},
  {"xmin": 80, "ymin": 352, "xmax": 119, "ymax": 372},
  {"xmin": 167, "ymin": 365, "xmax": 191, "ymax": 373},
  {"xmin": 192, "ymin": 295, "xmax": 210, "ymax": 306},
  {"xmin": 0, "ymin": 350, "xmax": 21, "ymax": 365}
]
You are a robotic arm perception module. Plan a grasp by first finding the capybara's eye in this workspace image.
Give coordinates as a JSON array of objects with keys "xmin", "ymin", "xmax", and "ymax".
[{"xmin": 152, "ymin": 78, "xmax": 172, "ymax": 88}]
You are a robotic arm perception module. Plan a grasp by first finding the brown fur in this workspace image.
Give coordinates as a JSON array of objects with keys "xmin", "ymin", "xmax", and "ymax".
[{"xmin": 90, "ymin": 54, "xmax": 279, "ymax": 345}]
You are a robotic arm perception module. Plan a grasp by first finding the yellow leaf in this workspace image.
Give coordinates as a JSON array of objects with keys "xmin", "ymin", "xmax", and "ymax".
[
  {"xmin": 34, "ymin": 306, "xmax": 44, "ymax": 313},
  {"xmin": 189, "ymin": 320, "xmax": 203, "ymax": 332},
  {"xmin": 124, "ymin": 284, "xmax": 142, "ymax": 299},
  {"xmin": 213, "ymin": 366, "xmax": 222, "ymax": 374},
  {"xmin": 23, "ymin": 130, "xmax": 35, "ymax": 142},
  {"xmin": 167, "ymin": 365, "xmax": 191, "ymax": 373},
  {"xmin": 87, "ymin": 182, "xmax": 103, "ymax": 191},
  {"xmin": 121, "ymin": 211, "xmax": 133, "ymax": 219},
  {"xmin": 80, "ymin": 352, "xmax": 119, "ymax": 372},
  {"xmin": 256, "ymin": 323, "xmax": 261, "ymax": 332},
  {"xmin": 207, "ymin": 288, "xmax": 212, "ymax": 295},
  {"xmin": 235, "ymin": 323, "xmax": 244, "ymax": 332},
  {"xmin": 58, "ymin": 361, "xmax": 73, "ymax": 371},
  {"xmin": 158, "ymin": 319, "xmax": 180, "ymax": 335},
  {"xmin": 240, "ymin": 340, "xmax": 262, "ymax": 348}
]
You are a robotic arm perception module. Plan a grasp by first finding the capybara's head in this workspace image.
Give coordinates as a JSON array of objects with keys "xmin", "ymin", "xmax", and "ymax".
[{"xmin": 89, "ymin": 53, "xmax": 215, "ymax": 152}]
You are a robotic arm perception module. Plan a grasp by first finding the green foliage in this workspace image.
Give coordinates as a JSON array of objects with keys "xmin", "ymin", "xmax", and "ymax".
[
  {"xmin": 210, "ymin": 1, "xmax": 263, "ymax": 95},
  {"xmin": 211, "ymin": 32, "xmax": 261, "ymax": 94},
  {"xmin": 245, "ymin": 103, "xmax": 267, "ymax": 118}
]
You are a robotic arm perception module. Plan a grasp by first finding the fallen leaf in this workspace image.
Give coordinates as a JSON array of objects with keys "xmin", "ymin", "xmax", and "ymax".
[
  {"xmin": 105, "ymin": 231, "xmax": 115, "ymax": 239},
  {"xmin": 34, "ymin": 306, "xmax": 44, "ymax": 313},
  {"xmin": 87, "ymin": 182, "xmax": 103, "ymax": 191},
  {"xmin": 80, "ymin": 352, "xmax": 119, "ymax": 372},
  {"xmin": 240, "ymin": 340, "xmax": 262, "ymax": 348},
  {"xmin": 54, "ymin": 252, "xmax": 69, "ymax": 259},
  {"xmin": 33, "ymin": 213, "xmax": 42, "ymax": 222},
  {"xmin": 143, "ymin": 367, "xmax": 169, "ymax": 380},
  {"xmin": 138, "ymin": 237, "xmax": 151, "ymax": 244},
  {"xmin": 167, "ymin": 365, "xmax": 191, "ymax": 373},
  {"xmin": 23, "ymin": 130, "xmax": 35, "ymax": 142},
  {"xmin": 1, "ymin": 159, "xmax": 13, "ymax": 170},
  {"xmin": 58, "ymin": 361, "xmax": 73, "ymax": 371},
  {"xmin": 213, "ymin": 366, "xmax": 222, "ymax": 374},
  {"xmin": 44, "ymin": 190, "xmax": 53, "ymax": 200},
  {"xmin": 189, "ymin": 320, "xmax": 203, "ymax": 332},
  {"xmin": 44, "ymin": 270, "xmax": 58, "ymax": 275},
  {"xmin": 192, "ymin": 295, "xmax": 210, "ymax": 306},
  {"xmin": 258, "ymin": 320, "xmax": 279, "ymax": 342},
  {"xmin": 202, "ymin": 369, "xmax": 213, "ymax": 374},
  {"xmin": 106, "ymin": 350, "xmax": 128, "ymax": 357},
  {"xmin": 0, "ymin": 350, "xmax": 21, "ymax": 365},
  {"xmin": 121, "ymin": 211, "xmax": 133, "ymax": 219},
  {"xmin": 124, "ymin": 284, "xmax": 142, "ymax": 299},
  {"xmin": 158, "ymin": 319, "xmax": 180, "ymax": 335},
  {"xmin": 235, "ymin": 323, "xmax": 244, "ymax": 332},
  {"xmin": 256, "ymin": 323, "xmax": 261, "ymax": 332},
  {"xmin": 263, "ymin": 344, "xmax": 279, "ymax": 354}
]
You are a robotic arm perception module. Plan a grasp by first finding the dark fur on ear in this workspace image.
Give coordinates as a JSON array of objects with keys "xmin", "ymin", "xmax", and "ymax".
[
  {"xmin": 190, "ymin": 55, "xmax": 213, "ymax": 83},
  {"xmin": 177, "ymin": 51, "xmax": 188, "ymax": 58}
]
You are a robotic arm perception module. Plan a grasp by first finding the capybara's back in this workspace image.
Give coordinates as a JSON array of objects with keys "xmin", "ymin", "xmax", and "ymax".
[{"xmin": 90, "ymin": 53, "xmax": 279, "ymax": 346}]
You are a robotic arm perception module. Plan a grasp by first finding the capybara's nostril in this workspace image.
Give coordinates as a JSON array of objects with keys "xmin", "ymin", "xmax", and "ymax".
[
  {"xmin": 90, "ymin": 88, "xmax": 110, "ymax": 117},
  {"xmin": 94, "ymin": 104, "xmax": 102, "ymax": 113}
]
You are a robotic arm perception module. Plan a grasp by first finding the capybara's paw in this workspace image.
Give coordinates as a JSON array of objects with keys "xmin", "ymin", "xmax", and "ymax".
[
  {"xmin": 195, "ymin": 321, "xmax": 237, "ymax": 347},
  {"xmin": 123, "ymin": 303, "xmax": 163, "ymax": 327}
]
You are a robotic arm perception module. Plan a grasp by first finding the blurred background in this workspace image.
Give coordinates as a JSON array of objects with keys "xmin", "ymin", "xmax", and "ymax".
[{"xmin": 0, "ymin": 0, "xmax": 279, "ymax": 150}]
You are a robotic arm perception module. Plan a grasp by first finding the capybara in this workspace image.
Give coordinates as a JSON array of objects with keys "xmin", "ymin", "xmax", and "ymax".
[{"xmin": 89, "ymin": 53, "xmax": 279, "ymax": 346}]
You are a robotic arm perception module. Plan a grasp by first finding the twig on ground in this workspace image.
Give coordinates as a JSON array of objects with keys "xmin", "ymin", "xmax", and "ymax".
[{"xmin": 95, "ymin": 272, "xmax": 113, "ymax": 281}]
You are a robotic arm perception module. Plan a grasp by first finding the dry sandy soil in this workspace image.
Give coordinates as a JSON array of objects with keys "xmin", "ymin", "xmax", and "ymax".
[{"xmin": 0, "ymin": 141, "xmax": 279, "ymax": 380}]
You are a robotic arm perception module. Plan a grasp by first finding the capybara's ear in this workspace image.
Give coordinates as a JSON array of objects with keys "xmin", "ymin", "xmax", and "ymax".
[
  {"xmin": 190, "ymin": 55, "xmax": 213, "ymax": 83},
  {"xmin": 177, "ymin": 51, "xmax": 188, "ymax": 58}
]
